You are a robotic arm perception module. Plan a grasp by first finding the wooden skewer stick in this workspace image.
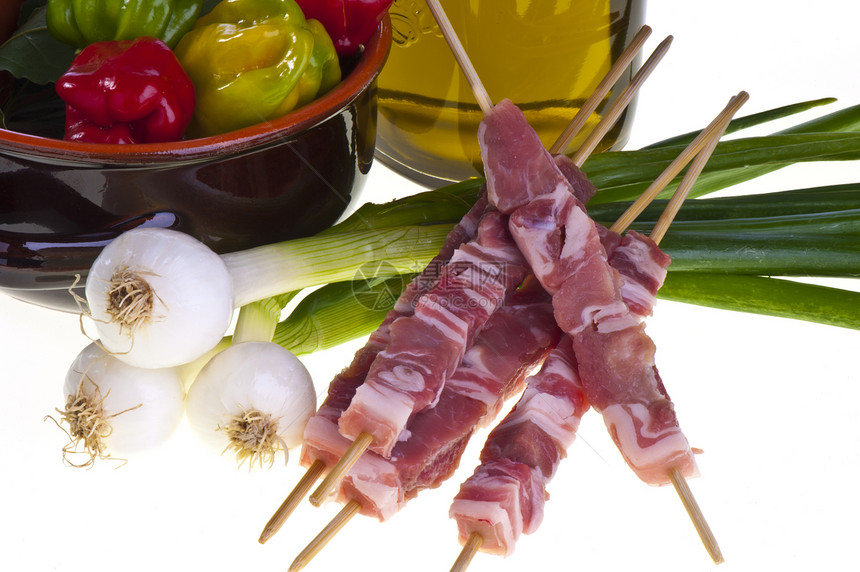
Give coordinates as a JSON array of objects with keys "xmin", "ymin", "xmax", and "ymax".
[
  {"xmin": 610, "ymin": 92, "xmax": 749, "ymax": 234},
  {"xmin": 449, "ymin": 102, "xmax": 741, "ymax": 570},
  {"xmin": 549, "ymin": 24, "xmax": 652, "ymax": 155},
  {"xmin": 425, "ymin": 0, "xmax": 493, "ymax": 114},
  {"xmin": 278, "ymin": 22, "xmax": 662, "ymax": 568},
  {"xmin": 569, "ymin": 34, "xmax": 673, "ymax": 167},
  {"xmin": 649, "ymin": 93, "xmax": 745, "ymax": 244},
  {"xmin": 258, "ymin": 459, "xmax": 326, "ymax": 544},
  {"xmin": 426, "ymin": 1, "xmax": 721, "ymax": 569},
  {"xmin": 288, "ymin": 499, "xmax": 363, "ymax": 572},
  {"xmin": 644, "ymin": 99, "xmax": 741, "ymax": 567},
  {"xmin": 449, "ymin": 532, "xmax": 483, "ymax": 572},
  {"xmin": 308, "ymin": 431, "xmax": 373, "ymax": 507},
  {"xmin": 670, "ymin": 467, "xmax": 724, "ymax": 564}
]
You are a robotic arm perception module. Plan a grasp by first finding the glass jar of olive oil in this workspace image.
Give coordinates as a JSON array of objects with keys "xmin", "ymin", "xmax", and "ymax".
[{"xmin": 375, "ymin": 0, "xmax": 647, "ymax": 187}]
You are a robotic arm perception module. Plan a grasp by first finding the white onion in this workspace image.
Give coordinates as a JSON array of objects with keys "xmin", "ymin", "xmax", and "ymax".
[
  {"xmin": 83, "ymin": 224, "xmax": 452, "ymax": 370},
  {"xmin": 185, "ymin": 341, "xmax": 317, "ymax": 467},
  {"xmin": 85, "ymin": 228, "xmax": 234, "ymax": 369},
  {"xmin": 60, "ymin": 342, "xmax": 185, "ymax": 464}
]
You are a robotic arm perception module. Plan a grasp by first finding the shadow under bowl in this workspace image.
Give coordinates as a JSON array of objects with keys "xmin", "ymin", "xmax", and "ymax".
[{"xmin": 0, "ymin": 17, "xmax": 391, "ymax": 313}]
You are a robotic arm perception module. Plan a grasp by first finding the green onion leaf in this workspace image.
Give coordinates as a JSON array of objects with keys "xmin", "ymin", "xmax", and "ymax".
[
  {"xmin": 659, "ymin": 273, "xmax": 860, "ymax": 330},
  {"xmin": 273, "ymin": 276, "xmax": 410, "ymax": 355}
]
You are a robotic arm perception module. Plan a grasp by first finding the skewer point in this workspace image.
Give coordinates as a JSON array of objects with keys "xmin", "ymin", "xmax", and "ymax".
[
  {"xmin": 288, "ymin": 499, "xmax": 362, "ymax": 572},
  {"xmin": 258, "ymin": 459, "xmax": 326, "ymax": 544},
  {"xmin": 669, "ymin": 468, "xmax": 724, "ymax": 564},
  {"xmin": 425, "ymin": 0, "xmax": 493, "ymax": 114}
]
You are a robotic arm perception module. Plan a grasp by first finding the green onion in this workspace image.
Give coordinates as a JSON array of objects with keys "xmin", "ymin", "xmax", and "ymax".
[
  {"xmin": 185, "ymin": 289, "xmax": 317, "ymax": 468},
  {"xmin": 588, "ymin": 183, "xmax": 860, "ymax": 222},
  {"xmin": 222, "ymin": 225, "xmax": 452, "ymax": 306},
  {"xmin": 659, "ymin": 273, "xmax": 860, "ymax": 330},
  {"xmin": 272, "ymin": 276, "xmax": 411, "ymax": 355},
  {"xmin": 91, "ymin": 96, "xmax": 860, "ymax": 372},
  {"xmin": 85, "ymin": 224, "xmax": 454, "ymax": 369}
]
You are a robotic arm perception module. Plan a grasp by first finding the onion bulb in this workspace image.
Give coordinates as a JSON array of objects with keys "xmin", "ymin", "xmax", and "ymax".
[
  {"xmin": 85, "ymin": 228, "xmax": 234, "ymax": 369},
  {"xmin": 185, "ymin": 341, "xmax": 317, "ymax": 468},
  {"xmin": 84, "ymin": 224, "xmax": 453, "ymax": 369},
  {"xmin": 58, "ymin": 342, "xmax": 185, "ymax": 466}
]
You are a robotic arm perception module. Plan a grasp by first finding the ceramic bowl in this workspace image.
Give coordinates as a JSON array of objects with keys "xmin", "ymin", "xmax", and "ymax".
[{"xmin": 0, "ymin": 10, "xmax": 391, "ymax": 312}]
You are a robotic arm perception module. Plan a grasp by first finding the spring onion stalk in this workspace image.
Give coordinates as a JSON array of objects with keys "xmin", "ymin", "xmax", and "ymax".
[
  {"xmin": 264, "ymin": 185, "xmax": 860, "ymax": 341},
  {"xmin": 272, "ymin": 275, "xmax": 412, "ymax": 355},
  {"xmin": 232, "ymin": 294, "xmax": 296, "ymax": 344},
  {"xmin": 221, "ymin": 225, "xmax": 450, "ymax": 306},
  {"xmin": 658, "ymin": 273, "xmax": 860, "ymax": 330},
  {"xmin": 56, "ymin": 342, "xmax": 185, "ymax": 466},
  {"xmin": 85, "ymin": 224, "xmax": 451, "ymax": 369},
  {"xmin": 593, "ymin": 182, "xmax": 860, "ymax": 220},
  {"xmin": 184, "ymin": 297, "xmax": 317, "ymax": 468},
  {"xmin": 86, "ymin": 98, "xmax": 860, "ymax": 372}
]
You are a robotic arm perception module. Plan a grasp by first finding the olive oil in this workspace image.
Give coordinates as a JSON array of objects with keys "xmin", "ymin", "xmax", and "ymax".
[{"xmin": 375, "ymin": 0, "xmax": 646, "ymax": 186}]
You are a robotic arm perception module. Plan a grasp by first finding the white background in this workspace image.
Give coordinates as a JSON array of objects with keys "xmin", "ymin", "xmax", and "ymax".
[{"xmin": 2, "ymin": 2, "xmax": 860, "ymax": 572}]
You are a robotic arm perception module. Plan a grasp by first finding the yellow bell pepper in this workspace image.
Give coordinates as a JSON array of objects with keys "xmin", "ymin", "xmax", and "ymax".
[{"xmin": 174, "ymin": 0, "xmax": 341, "ymax": 137}]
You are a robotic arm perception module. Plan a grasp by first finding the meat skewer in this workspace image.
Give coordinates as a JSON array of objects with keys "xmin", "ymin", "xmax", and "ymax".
[
  {"xmin": 309, "ymin": 207, "xmax": 532, "ymax": 504},
  {"xmin": 284, "ymin": 37, "xmax": 673, "ymax": 567},
  {"xmin": 308, "ymin": 16, "xmax": 672, "ymax": 510},
  {"xmin": 258, "ymin": 194, "xmax": 492, "ymax": 543},
  {"xmin": 479, "ymin": 96, "xmax": 745, "ymax": 566},
  {"xmin": 289, "ymin": 282, "xmax": 561, "ymax": 572},
  {"xmin": 270, "ymin": 7, "xmax": 723, "ymax": 569},
  {"xmin": 449, "ymin": 336, "xmax": 586, "ymax": 562},
  {"xmin": 287, "ymin": 124, "xmax": 729, "ymax": 567},
  {"xmin": 263, "ymin": 25, "xmax": 654, "ymax": 536},
  {"xmin": 424, "ymin": 0, "xmax": 743, "ymax": 563},
  {"xmin": 447, "ymin": 95, "xmax": 744, "ymax": 571}
]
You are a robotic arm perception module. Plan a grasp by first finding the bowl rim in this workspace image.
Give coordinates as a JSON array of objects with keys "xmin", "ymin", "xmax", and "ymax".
[{"xmin": 0, "ymin": 16, "xmax": 391, "ymax": 166}]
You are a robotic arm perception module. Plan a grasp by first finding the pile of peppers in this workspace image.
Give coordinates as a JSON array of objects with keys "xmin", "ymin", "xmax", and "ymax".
[{"xmin": 43, "ymin": 0, "xmax": 392, "ymax": 143}]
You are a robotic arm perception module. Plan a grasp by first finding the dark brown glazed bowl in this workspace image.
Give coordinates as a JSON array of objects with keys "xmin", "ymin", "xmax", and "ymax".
[{"xmin": 0, "ymin": 14, "xmax": 390, "ymax": 312}]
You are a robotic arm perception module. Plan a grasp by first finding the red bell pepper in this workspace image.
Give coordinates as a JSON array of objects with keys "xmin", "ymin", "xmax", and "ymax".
[
  {"xmin": 295, "ymin": 0, "xmax": 392, "ymax": 56},
  {"xmin": 55, "ymin": 37, "xmax": 196, "ymax": 144}
]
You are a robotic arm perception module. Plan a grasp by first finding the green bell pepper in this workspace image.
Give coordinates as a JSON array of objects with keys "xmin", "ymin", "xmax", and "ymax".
[
  {"xmin": 174, "ymin": 0, "xmax": 342, "ymax": 137},
  {"xmin": 46, "ymin": 0, "xmax": 204, "ymax": 49}
]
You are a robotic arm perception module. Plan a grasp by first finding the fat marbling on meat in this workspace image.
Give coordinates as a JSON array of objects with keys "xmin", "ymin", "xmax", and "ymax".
[
  {"xmin": 337, "ymin": 207, "xmax": 531, "ymax": 458},
  {"xmin": 304, "ymin": 280, "xmax": 561, "ymax": 520},
  {"xmin": 450, "ymin": 337, "xmax": 587, "ymax": 556},
  {"xmin": 479, "ymin": 99, "xmax": 697, "ymax": 486}
]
